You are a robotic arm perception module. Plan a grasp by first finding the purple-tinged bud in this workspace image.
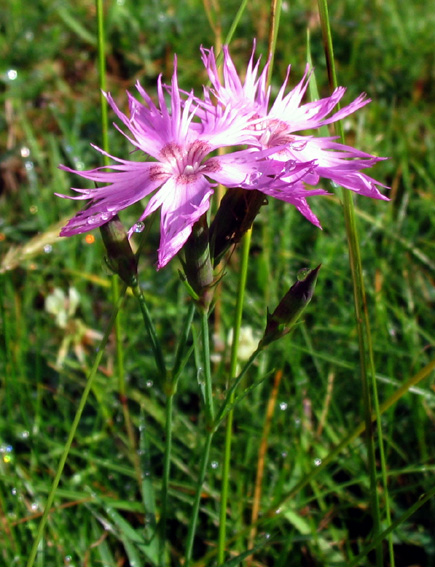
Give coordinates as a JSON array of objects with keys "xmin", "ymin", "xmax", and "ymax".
[
  {"xmin": 210, "ymin": 188, "xmax": 268, "ymax": 265},
  {"xmin": 180, "ymin": 215, "xmax": 214, "ymax": 311},
  {"xmin": 100, "ymin": 215, "xmax": 138, "ymax": 287},
  {"xmin": 259, "ymin": 265, "xmax": 321, "ymax": 348}
]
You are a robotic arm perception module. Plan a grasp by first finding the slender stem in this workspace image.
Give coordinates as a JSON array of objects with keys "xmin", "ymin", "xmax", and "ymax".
[
  {"xmin": 217, "ymin": 228, "xmax": 252, "ymax": 564},
  {"xmin": 184, "ymin": 308, "xmax": 215, "ymax": 566},
  {"xmin": 158, "ymin": 392, "xmax": 173, "ymax": 567},
  {"xmin": 200, "ymin": 308, "xmax": 215, "ymax": 425},
  {"xmin": 158, "ymin": 301, "xmax": 196, "ymax": 565},
  {"xmin": 247, "ymin": 369, "xmax": 283, "ymax": 564},
  {"xmin": 132, "ymin": 283, "xmax": 167, "ymax": 382},
  {"xmin": 26, "ymin": 288, "xmax": 128, "ymax": 567},
  {"xmin": 317, "ymin": 2, "xmax": 385, "ymax": 564},
  {"xmin": 184, "ymin": 430, "xmax": 214, "ymax": 566}
]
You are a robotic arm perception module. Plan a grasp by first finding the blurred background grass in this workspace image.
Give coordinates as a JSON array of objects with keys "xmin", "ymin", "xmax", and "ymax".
[{"xmin": 0, "ymin": 0, "xmax": 434, "ymax": 566}]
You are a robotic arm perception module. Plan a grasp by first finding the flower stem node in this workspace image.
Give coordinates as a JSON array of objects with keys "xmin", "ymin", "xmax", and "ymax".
[
  {"xmin": 260, "ymin": 264, "xmax": 321, "ymax": 348},
  {"xmin": 100, "ymin": 215, "xmax": 138, "ymax": 287}
]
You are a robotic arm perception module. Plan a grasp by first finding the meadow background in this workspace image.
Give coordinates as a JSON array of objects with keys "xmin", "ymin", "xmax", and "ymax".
[{"xmin": 0, "ymin": 0, "xmax": 434, "ymax": 566}]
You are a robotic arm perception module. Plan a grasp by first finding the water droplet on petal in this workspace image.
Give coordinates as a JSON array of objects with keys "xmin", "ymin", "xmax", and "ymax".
[{"xmin": 134, "ymin": 221, "xmax": 145, "ymax": 233}]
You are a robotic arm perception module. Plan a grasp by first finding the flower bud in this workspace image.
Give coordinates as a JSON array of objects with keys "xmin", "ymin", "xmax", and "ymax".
[
  {"xmin": 259, "ymin": 265, "xmax": 321, "ymax": 348},
  {"xmin": 100, "ymin": 215, "xmax": 138, "ymax": 287},
  {"xmin": 180, "ymin": 215, "xmax": 214, "ymax": 311},
  {"xmin": 210, "ymin": 188, "xmax": 267, "ymax": 265}
]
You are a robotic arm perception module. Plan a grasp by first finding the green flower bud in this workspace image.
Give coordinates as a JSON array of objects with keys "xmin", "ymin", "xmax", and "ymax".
[{"xmin": 100, "ymin": 215, "xmax": 138, "ymax": 287}]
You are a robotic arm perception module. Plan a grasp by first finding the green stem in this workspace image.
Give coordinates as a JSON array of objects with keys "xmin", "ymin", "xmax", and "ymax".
[
  {"xmin": 158, "ymin": 392, "xmax": 173, "ymax": 566},
  {"xmin": 158, "ymin": 302, "xmax": 196, "ymax": 566},
  {"xmin": 184, "ymin": 431, "xmax": 214, "ymax": 566},
  {"xmin": 26, "ymin": 288, "xmax": 128, "ymax": 567},
  {"xmin": 200, "ymin": 308, "xmax": 215, "ymax": 426},
  {"xmin": 317, "ymin": 2, "xmax": 385, "ymax": 565},
  {"xmin": 217, "ymin": 228, "xmax": 252, "ymax": 564},
  {"xmin": 184, "ymin": 308, "xmax": 215, "ymax": 565},
  {"xmin": 132, "ymin": 283, "xmax": 167, "ymax": 382}
]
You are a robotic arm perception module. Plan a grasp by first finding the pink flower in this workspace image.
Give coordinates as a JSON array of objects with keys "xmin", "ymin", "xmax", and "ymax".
[
  {"xmin": 57, "ymin": 60, "xmax": 283, "ymax": 269},
  {"xmin": 200, "ymin": 45, "xmax": 389, "ymax": 226}
]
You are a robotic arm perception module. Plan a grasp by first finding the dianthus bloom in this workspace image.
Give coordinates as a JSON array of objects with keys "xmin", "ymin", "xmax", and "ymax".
[
  {"xmin": 58, "ymin": 45, "xmax": 388, "ymax": 268},
  {"xmin": 57, "ymin": 60, "xmax": 286, "ymax": 268},
  {"xmin": 200, "ymin": 45, "xmax": 389, "ymax": 226}
]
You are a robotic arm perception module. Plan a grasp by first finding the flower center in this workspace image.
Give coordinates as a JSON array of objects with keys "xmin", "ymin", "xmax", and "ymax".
[
  {"xmin": 258, "ymin": 119, "xmax": 295, "ymax": 148},
  {"xmin": 160, "ymin": 140, "xmax": 211, "ymax": 179}
]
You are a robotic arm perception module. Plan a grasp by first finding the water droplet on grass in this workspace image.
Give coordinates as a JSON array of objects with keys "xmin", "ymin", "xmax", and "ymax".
[
  {"xmin": 43, "ymin": 244, "xmax": 52, "ymax": 254},
  {"xmin": 279, "ymin": 401, "xmax": 288, "ymax": 411},
  {"xmin": 313, "ymin": 458, "xmax": 322, "ymax": 466},
  {"xmin": 210, "ymin": 461, "xmax": 219, "ymax": 469}
]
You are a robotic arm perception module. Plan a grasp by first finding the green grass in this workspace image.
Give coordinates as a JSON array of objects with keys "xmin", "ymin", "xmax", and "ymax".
[{"xmin": 1, "ymin": 0, "xmax": 435, "ymax": 566}]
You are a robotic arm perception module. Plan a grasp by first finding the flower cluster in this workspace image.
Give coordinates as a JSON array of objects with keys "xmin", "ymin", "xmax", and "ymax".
[{"xmin": 58, "ymin": 44, "xmax": 388, "ymax": 269}]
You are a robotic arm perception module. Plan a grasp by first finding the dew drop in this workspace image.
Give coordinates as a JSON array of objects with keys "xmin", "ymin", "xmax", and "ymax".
[
  {"xmin": 275, "ymin": 507, "xmax": 282, "ymax": 515},
  {"xmin": 24, "ymin": 161, "xmax": 34, "ymax": 171},
  {"xmin": 281, "ymin": 451, "xmax": 288, "ymax": 458},
  {"xmin": 145, "ymin": 380, "xmax": 153, "ymax": 388},
  {"xmin": 297, "ymin": 267, "xmax": 310, "ymax": 281},
  {"xmin": 20, "ymin": 146, "xmax": 30, "ymax": 158},
  {"xmin": 73, "ymin": 159, "xmax": 85, "ymax": 170},
  {"xmin": 11, "ymin": 487, "xmax": 17, "ymax": 496},
  {"xmin": 134, "ymin": 221, "xmax": 145, "ymax": 233},
  {"xmin": 87, "ymin": 217, "xmax": 98, "ymax": 225},
  {"xmin": 313, "ymin": 458, "xmax": 322, "ymax": 467},
  {"xmin": 24, "ymin": 30, "xmax": 34, "ymax": 41},
  {"xmin": 279, "ymin": 401, "xmax": 288, "ymax": 411},
  {"xmin": 210, "ymin": 461, "xmax": 219, "ymax": 469},
  {"xmin": 43, "ymin": 244, "xmax": 53, "ymax": 254},
  {"xmin": 7, "ymin": 69, "xmax": 18, "ymax": 81},
  {"xmin": 100, "ymin": 212, "xmax": 110, "ymax": 221},
  {"xmin": 30, "ymin": 502, "xmax": 38, "ymax": 511}
]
